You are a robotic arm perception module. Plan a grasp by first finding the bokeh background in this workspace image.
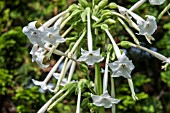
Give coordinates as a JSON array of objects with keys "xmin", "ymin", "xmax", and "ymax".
[{"xmin": 0, "ymin": 0, "xmax": 170, "ymax": 113}]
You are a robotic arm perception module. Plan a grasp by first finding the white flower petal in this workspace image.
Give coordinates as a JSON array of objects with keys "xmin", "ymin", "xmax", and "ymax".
[
  {"xmin": 137, "ymin": 15, "xmax": 157, "ymax": 36},
  {"xmin": 109, "ymin": 53, "xmax": 134, "ymax": 79},
  {"xmin": 77, "ymin": 48, "xmax": 104, "ymax": 65},
  {"xmin": 91, "ymin": 91, "xmax": 120, "ymax": 108},
  {"xmin": 149, "ymin": 0, "xmax": 166, "ymax": 5},
  {"xmin": 32, "ymin": 79, "xmax": 48, "ymax": 90}
]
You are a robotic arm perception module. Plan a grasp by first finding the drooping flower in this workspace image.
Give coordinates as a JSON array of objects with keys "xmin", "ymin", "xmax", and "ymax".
[
  {"xmin": 30, "ymin": 46, "xmax": 49, "ymax": 69},
  {"xmin": 118, "ymin": 6, "xmax": 157, "ymax": 37},
  {"xmin": 137, "ymin": 15, "xmax": 157, "ymax": 36},
  {"xmin": 149, "ymin": 0, "xmax": 166, "ymax": 5},
  {"xmin": 22, "ymin": 21, "xmax": 45, "ymax": 47},
  {"xmin": 43, "ymin": 26, "xmax": 66, "ymax": 45},
  {"xmin": 32, "ymin": 79, "xmax": 49, "ymax": 90},
  {"xmin": 108, "ymin": 53, "xmax": 135, "ymax": 79},
  {"xmin": 77, "ymin": 48, "xmax": 104, "ymax": 65},
  {"xmin": 23, "ymin": 21, "xmax": 65, "ymax": 47},
  {"xmin": 91, "ymin": 90, "xmax": 120, "ymax": 108}
]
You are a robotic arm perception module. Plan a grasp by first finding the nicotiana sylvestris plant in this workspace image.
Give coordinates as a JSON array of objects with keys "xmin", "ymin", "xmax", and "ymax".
[{"xmin": 22, "ymin": 0, "xmax": 169, "ymax": 113}]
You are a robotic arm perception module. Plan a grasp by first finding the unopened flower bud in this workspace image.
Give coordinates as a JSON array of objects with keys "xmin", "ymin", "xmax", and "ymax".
[
  {"xmin": 98, "ymin": 0, "xmax": 108, "ymax": 9},
  {"xmin": 108, "ymin": 2, "xmax": 117, "ymax": 9}
]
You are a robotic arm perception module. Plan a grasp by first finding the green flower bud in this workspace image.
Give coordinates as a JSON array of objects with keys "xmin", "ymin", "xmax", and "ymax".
[
  {"xmin": 93, "ymin": 0, "xmax": 100, "ymax": 5},
  {"xmin": 82, "ymin": 92, "xmax": 91, "ymax": 97},
  {"xmin": 78, "ymin": 79, "xmax": 88, "ymax": 89},
  {"xmin": 104, "ymin": 18, "xmax": 116, "ymax": 25},
  {"xmin": 79, "ymin": 63, "xmax": 88, "ymax": 74},
  {"xmin": 98, "ymin": 0, "xmax": 108, "ymax": 9},
  {"xmin": 81, "ymin": 98, "xmax": 90, "ymax": 108},
  {"xmin": 69, "ymin": 42, "xmax": 75, "ymax": 51},
  {"xmin": 68, "ymin": 4, "xmax": 79, "ymax": 12},
  {"xmin": 107, "ymin": 44, "xmax": 113, "ymax": 52},
  {"xmin": 71, "ymin": 10, "xmax": 81, "ymax": 17},
  {"xmin": 120, "ymin": 41, "xmax": 133, "ymax": 48},
  {"xmin": 66, "ymin": 37, "xmax": 77, "ymax": 41},
  {"xmin": 101, "ymin": 24, "xmax": 108, "ymax": 30},
  {"xmin": 78, "ymin": 0, "xmax": 89, "ymax": 8},
  {"xmin": 108, "ymin": 2, "xmax": 117, "ymax": 9}
]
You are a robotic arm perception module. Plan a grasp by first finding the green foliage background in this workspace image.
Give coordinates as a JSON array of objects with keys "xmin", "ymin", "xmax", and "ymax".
[{"xmin": 0, "ymin": 0, "xmax": 170, "ymax": 113}]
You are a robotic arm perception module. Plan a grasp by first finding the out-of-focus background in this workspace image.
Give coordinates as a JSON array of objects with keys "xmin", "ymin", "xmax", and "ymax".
[{"xmin": 0, "ymin": 0, "xmax": 170, "ymax": 113}]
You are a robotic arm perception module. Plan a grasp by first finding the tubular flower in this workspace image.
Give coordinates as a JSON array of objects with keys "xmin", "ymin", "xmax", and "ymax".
[
  {"xmin": 137, "ymin": 15, "xmax": 157, "ymax": 36},
  {"xmin": 30, "ymin": 46, "xmax": 49, "ymax": 69},
  {"xmin": 43, "ymin": 26, "xmax": 66, "ymax": 45},
  {"xmin": 108, "ymin": 53, "xmax": 135, "ymax": 79},
  {"xmin": 77, "ymin": 48, "xmax": 104, "ymax": 65},
  {"xmin": 23, "ymin": 21, "xmax": 65, "ymax": 47},
  {"xmin": 91, "ymin": 90, "xmax": 120, "ymax": 108},
  {"xmin": 22, "ymin": 21, "xmax": 45, "ymax": 47}
]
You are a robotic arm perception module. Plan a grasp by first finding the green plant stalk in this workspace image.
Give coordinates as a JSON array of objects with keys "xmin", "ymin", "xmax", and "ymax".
[
  {"xmin": 37, "ymin": 90, "xmax": 64, "ymax": 113},
  {"xmin": 158, "ymin": 3, "xmax": 170, "ymax": 20},
  {"xmin": 60, "ymin": 10, "xmax": 80, "ymax": 30},
  {"xmin": 47, "ymin": 89, "xmax": 70, "ymax": 111},
  {"xmin": 54, "ymin": 58, "xmax": 69, "ymax": 93},
  {"xmin": 111, "ymin": 76, "xmax": 116, "ymax": 113},
  {"xmin": 118, "ymin": 17, "xmax": 140, "ymax": 45},
  {"xmin": 95, "ymin": 63, "xmax": 102, "ymax": 95},
  {"xmin": 95, "ymin": 63, "xmax": 105, "ymax": 113}
]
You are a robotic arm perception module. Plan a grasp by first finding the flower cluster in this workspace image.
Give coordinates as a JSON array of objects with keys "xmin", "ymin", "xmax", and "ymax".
[{"xmin": 22, "ymin": 0, "xmax": 168, "ymax": 113}]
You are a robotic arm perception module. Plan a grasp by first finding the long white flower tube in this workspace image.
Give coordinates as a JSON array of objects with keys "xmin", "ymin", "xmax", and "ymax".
[
  {"xmin": 76, "ymin": 88, "xmax": 81, "ymax": 113},
  {"xmin": 37, "ymin": 90, "xmax": 64, "ymax": 113},
  {"xmin": 103, "ymin": 52, "xmax": 110, "ymax": 93},
  {"xmin": 87, "ymin": 7, "xmax": 93, "ymax": 52}
]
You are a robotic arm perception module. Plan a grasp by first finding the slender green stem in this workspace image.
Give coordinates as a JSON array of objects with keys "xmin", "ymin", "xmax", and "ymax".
[
  {"xmin": 118, "ymin": 17, "xmax": 140, "ymax": 45},
  {"xmin": 47, "ymin": 90, "xmax": 70, "ymax": 111},
  {"xmin": 158, "ymin": 3, "xmax": 170, "ymax": 20},
  {"xmin": 111, "ymin": 76, "xmax": 116, "ymax": 113},
  {"xmin": 95, "ymin": 63, "xmax": 105, "ymax": 113},
  {"xmin": 95, "ymin": 63, "xmax": 102, "ymax": 95},
  {"xmin": 54, "ymin": 58, "xmax": 69, "ymax": 93},
  {"xmin": 37, "ymin": 90, "xmax": 64, "ymax": 113}
]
